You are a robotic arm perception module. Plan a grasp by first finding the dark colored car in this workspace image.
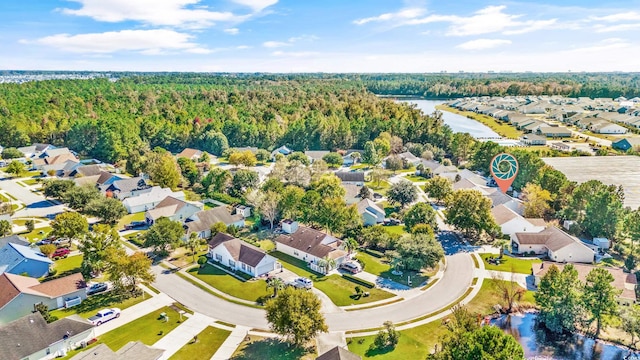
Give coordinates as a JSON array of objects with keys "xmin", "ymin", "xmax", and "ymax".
[
  {"xmin": 51, "ymin": 247, "xmax": 70, "ymax": 259},
  {"xmin": 87, "ymin": 282, "xmax": 109, "ymax": 296},
  {"xmin": 125, "ymin": 221, "xmax": 146, "ymax": 230}
]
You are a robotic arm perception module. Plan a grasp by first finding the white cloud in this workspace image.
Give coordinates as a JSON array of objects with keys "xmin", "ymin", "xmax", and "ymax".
[
  {"xmin": 567, "ymin": 38, "xmax": 631, "ymax": 53},
  {"xmin": 28, "ymin": 29, "xmax": 210, "ymax": 54},
  {"xmin": 456, "ymin": 38, "xmax": 511, "ymax": 50},
  {"xmin": 591, "ymin": 12, "xmax": 640, "ymax": 22},
  {"xmin": 232, "ymin": 0, "xmax": 277, "ymax": 12},
  {"xmin": 263, "ymin": 35, "xmax": 317, "ymax": 48},
  {"xmin": 594, "ymin": 23, "xmax": 640, "ymax": 33},
  {"xmin": 353, "ymin": 8, "xmax": 425, "ymax": 25},
  {"xmin": 271, "ymin": 51, "xmax": 319, "ymax": 57},
  {"xmin": 263, "ymin": 41, "xmax": 290, "ymax": 48},
  {"xmin": 60, "ymin": 0, "xmax": 248, "ymax": 28},
  {"xmin": 224, "ymin": 28, "xmax": 240, "ymax": 35}
]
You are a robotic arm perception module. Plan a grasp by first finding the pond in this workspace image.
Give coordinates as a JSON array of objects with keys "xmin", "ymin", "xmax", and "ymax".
[
  {"xmin": 491, "ymin": 312, "xmax": 638, "ymax": 360},
  {"xmin": 401, "ymin": 99, "xmax": 501, "ymax": 139}
]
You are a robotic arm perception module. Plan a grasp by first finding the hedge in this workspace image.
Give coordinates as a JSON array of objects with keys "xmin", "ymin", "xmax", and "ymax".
[
  {"xmin": 342, "ymin": 274, "xmax": 375, "ymax": 289},
  {"xmin": 364, "ymin": 248, "xmax": 385, "ymax": 258}
]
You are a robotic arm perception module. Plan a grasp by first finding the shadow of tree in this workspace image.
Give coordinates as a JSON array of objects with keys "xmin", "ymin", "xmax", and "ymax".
[{"xmin": 231, "ymin": 338, "xmax": 310, "ymax": 360}]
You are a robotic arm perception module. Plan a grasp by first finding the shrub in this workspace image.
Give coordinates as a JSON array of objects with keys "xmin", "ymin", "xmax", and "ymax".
[
  {"xmin": 365, "ymin": 248, "xmax": 385, "ymax": 258},
  {"xmin": 342, "ymin": 274, "xmax": 374, "ymax": 289},
  {"xmin": 197, "ymin": 256, "xmax": 207, "ymax": 267}
]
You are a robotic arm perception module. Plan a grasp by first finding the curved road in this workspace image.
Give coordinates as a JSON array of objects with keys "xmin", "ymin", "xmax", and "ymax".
[{"xmin": 151, "ymin": 252, "xmax": 474, "ymax": 331}]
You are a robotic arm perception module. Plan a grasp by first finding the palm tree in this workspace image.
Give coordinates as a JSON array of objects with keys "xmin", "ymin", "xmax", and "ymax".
[
  {"xmin": 187, "ymin": 232, "xmax": 201, "ymax": 263},
  {"xmin": 318, "ymin": 256, "xmax": 337, "ymax": 274},
  {"xmin": 266, "ymin": 277, "xmax": 285, "ymax": 297},
  {"xmin": 343, "ymin": 238, "xmax": 358, "ymax": 255},
  {"xmin": 391, "ymin": 257, "xmax": 404, "ymax": 275},
  {"xmin": 495, "ymin": 239, "xmax": 509, "ymax": 258}
]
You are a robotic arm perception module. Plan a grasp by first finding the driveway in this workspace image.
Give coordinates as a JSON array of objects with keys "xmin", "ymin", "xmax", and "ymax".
[
  {"xmin": 0, "ymin": 177, "xmax": 66, "ymax": 218},
  {"xmin": 151, "ymin": 252, "xmax": 474, "ymax": 331}
]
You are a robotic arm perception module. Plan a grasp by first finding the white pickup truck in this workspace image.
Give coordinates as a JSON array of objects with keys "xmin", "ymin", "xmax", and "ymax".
[{"xmin": 88, "ymin": 308, "xmax": 121, "ymax": 326}]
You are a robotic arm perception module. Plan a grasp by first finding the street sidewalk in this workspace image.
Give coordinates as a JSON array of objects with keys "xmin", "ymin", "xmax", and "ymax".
[
  {"xmin": 154, "ymin": 312, "xmax": 215, "ymax": 360},
  {"xmin": 210, "ymin": 325, "xmax": 251, "ymax": 360},
  {"xmin": 94, "ymin": 292, "xmax": 173, "ymax": 336}
]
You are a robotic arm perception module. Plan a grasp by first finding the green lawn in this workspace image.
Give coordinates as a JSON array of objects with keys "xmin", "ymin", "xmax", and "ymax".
[
  {"xmin": 19, "ymin": 226, "xmax": 53, "ymax": 242},
  {"xmin": 270, "ymin": 252, "xmax": 394, "ymax": 305},
  {"xmin": 188, "ymin": 264, "xmax": 271, "ymax": 303},
  {"xmin": 125, "ymin": 231, "xmax": 146, "ymax": 247},
  {"xmin": 437, "ymin": 105, "xmax": 523, "ymax": 139},
  {"xmin": 365, "ymin": 180, "xmax": 391, "ymax": 195},
  {"xmin": 350, "ymin": 164, "xmax": 370, "ymax": 170},
  {"xmin": 231, "ymin": 336, "xmax": 315, "ymax": 360},
  {"xmin": 0, "ymin": 192, "xmax": 9, "ymax": 202},
  {"xmin": 356, "ymin": 251, "xmax": 431, "ymax": 288},
  {"xmin": 22, "ymin": 178, "xmax": 40, "ymax": 185},
  {"xmin": 117, "ymin": 212, "xmax": 146, "ymax": 230},
  {"xmin": 404, "ymin": 174, "xmax": 427, "ymax": 183},
  {"xmin": 24, "ymin": 170, "xmax": 42, "ymax": 177},
  {"xmin": 99, "ymin": 306, "xmax": 184, "ymax": 351},
  {"xmin": 383, "ymin": 225, "xmax": 405, "ymax": 236},
  {"xmin": 50, "ymin": 291, "xmax": 147, "ymax": 319},
  {"xmin": 50, "ymin": 255, "xmax": 83, "ymax": 276},
  {"xmin": 169, "ymin": 326, "xmax": 231, "ymax": 360},
  {"xmin": 479, "ymin": 253, "xmax": 541, "ymax": 275}
]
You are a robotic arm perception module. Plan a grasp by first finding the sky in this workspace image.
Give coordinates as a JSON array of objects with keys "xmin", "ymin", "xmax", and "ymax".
[{"xmin": 1, "ymin": 0, "xmax": 640, "ymax": 72}]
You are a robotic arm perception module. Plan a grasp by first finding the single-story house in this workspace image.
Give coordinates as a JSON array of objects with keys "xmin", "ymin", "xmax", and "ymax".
[
  {"xmin": 17, "ymin": 143, "xmax": 54, "ymax": 159},
  {"xmin": 176, "ymin": 148, "xmax": 203, "ymax": 161},
  {"xmin": 335, "ymin": 171, "xmax": 365, "ymax": 186},
  {"xmin": 184, "ymin": 206, "xmax": 245, "ymax": 239},
  {"xmin": 69, "ymin": 341, "xmax": 164, "ymax": 360},
  {"xmin": 591, "ymin": 122, "xmax": 627, "ymax": 134},
  {"xmin": 305, "ymin": 150, "xmax": 330, "ymax": 163},
  {"xmin": 145, "ymin": 196, "xmax": 203, "ymax": 225},
  {"xmin": 342, "ymin": 184, "xmax": 362, "ymax": 205},
  {"xmin": 122, "ymin": 187, "xmax": 185, "ymax": 214},
  {"xmin": 0, "ymin": 312, "xmax": 95, "ymax": 360},
  {"xmin": 512, "ymin": 226, "xmax": 595, "ymax": 263},
  {"xmin": 73, "ymin": 171, "xmax": 122, "ymax": 188},
  {"xmin": 0, "ymin": 273, "xmax": 87, "ymax": 325},
  {"xmin": 419, "ymin": 159, "xmax": 458, "ymax": 177},
  {"xmin": 0, "ymin": 235, "xmax": 29, "ymax": 248},
  {"xmin": 550, "ymin": 142, "xmax": 571, "ymax": 152},
  {"xmin": 537, "ymin": 126, "xmax": 572, "ymax": 138},
  {"xmin": 532, "ymin": 262, "xmax": 637, "ymax": 306},
  {"xmin": 208, "ymin": 232, "xmax": 277, "ymax": 277},
  {"xmin": 100, "ymin": 177, "xmax": 150, "ymax": 200},
  {"xmin": 491, "ymin": 204, "xmax": 545, "ymax": 238},
  {"xmin": 520, "ymin": 134, "xmax": 547, "ymax": 146},
  {"xmin": 64, "ymin": 164, "xmax": 105, "ymax": 178},
  {"xmin": 271, "ymin": 145, "xmax": 293, "ymax": 160},
  {"xmin": 612, "ymin": 137, "xmax": 640, "ymax": 152},
  {"xmin": 317, "ymin": 346, "xmax": 362, "ymax": 360},
  {"xmin": 384, "ymin": 152, "xmax": 421, "ymax": 168},
  {"xmin": 275, "ymin": 220, "xmax": 348, "ymax": 274},
  {"xmin": 341, "ymin": 150, "xmax": 362, "ymax": 166},
  {"xmin": 0, "ymin": 242, "xmax": 53, "ymax": 278},
  {"xmin": 356, "ymin": 198, "xmax": 385, "ymax": 226}
]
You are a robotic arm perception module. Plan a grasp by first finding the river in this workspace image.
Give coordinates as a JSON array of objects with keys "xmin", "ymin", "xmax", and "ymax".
[
  {"xmin": 491, "ymin": 312, "xmax": 638, "ymax": 360},
  {"xmin": 402, "ymin": 99, "xmax": 501, "ymax": 139}
]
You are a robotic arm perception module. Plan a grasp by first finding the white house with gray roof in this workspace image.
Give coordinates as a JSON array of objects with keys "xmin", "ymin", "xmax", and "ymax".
[{"xmin": 122, "ymin": 187, "xmax": 184, "ymax": 214}]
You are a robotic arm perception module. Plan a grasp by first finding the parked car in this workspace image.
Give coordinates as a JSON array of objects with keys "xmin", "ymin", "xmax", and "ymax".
[
  {"xmin": 35, "ymin": 238, "xmax": 53, "ymax": 246},
  {"xmin": 51, "ymin": 247, "xmax": 70, "ymax": 259},
  {"xmin": 86, "ymin": 282, "xmax": 109, "ymax": 296},
  {"xmin": 88, "ymin": 308, "xmax": 121, "ymax": 326},
  {"xmin": 54, "ymin": 238, "xmax": 72, "ymax": 248},
  {"xmin": 339, "ymin": 262, "xmax": 362, "ymax": 274},
  {"xmin": 289, "ymin": 277, "xmax": 313, "ymax": 289},
  {"xmin": 124, "ymin": 221, "xmax": 146, "ymax": 230}
]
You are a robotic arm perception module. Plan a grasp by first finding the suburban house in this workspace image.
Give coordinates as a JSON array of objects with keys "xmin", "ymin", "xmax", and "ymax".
[
  {"xmin": 73, "ymin": 171, "xmax": 122, "ymax": 188},
  {"xmin": 0, "ymin": 312, "xmax": 95, "ymax": 360},
  {"xmin": 419, "ymin": 159, "xmax": 458, "ymax": 177},
  {"xmin": 36, "ymin": 155, "xmax": 80, "ymax": 175},
  {"xmin": 100, "ymin": 177, "xmax": 150, "ymax": 200},
  {"xmin": 317, "ymin": 346, "xmax": 362, "ymax": 360},
  {"xmin": 271, "ymin": 145, "xmax": 293, "ymax": 160},
  {"xmin": 69, "ymin": 341, "xmax": 164, "ymax": 360},
  {"xmin": 184, "ymin": 206, "xmax": 245, "ymax": 239},
  {"xmin": 612, "ymin": 137, "xmax": 640, "ymax": 151},
  {"xmin": 341, "ymin": 150, "xmax": 362, "ymax": 166},
  {"xmin": 176, "ymin": 148, "xmax": 203, "ymax": 161},
  {"xmin": 512, "ymin": 226, "xmax": 595, "ymax": 263},
  {"xmin": 536, "ymin": 126, "xmax": 572, "ymax": 138},
  {"xmin": 335, "ymin": 171, "xmax": 365, "ymax": 186},
  {"xmin": 532, "ymin": 262, "xmax": 637, "ymax": 306},
  {"xmin": 122, "ymin": 187, "xmax": 185, "ymax": 214},
  {"xmin": 305, "ymin": 150, "xmax": 330, "ymax": 163},
  {"xmin": 208, "ymin": 232, "xmax": 277, "ymax": 277},
  {"xmin": 0, "ymin": 273, "xmax": 87, "ymax": 324},
  {"xmin": 0, "ymin": 235, "xmax": 29, "ymax": 248},
  {"xmin": 234, "ymin": 205, "xmax": 251, "ymax": 218},
  {"xmin": 342, "ymin": 184, "xmax": 363, "ymax": 205},
  {"xmin": 0, "ymin": 242, "xmax": 53, "ymax": 278},
  {"xmin": 144, "ymin": 196, "xmax": 203, "ymax": 225},
  {"xmin": 491, "ymin": 204, "xmax": 546, "ymax": 238},
  {"xmin": 520, "ymin": 134, "xmax": 547, "ymax": 146},
  {"xmin": 17, "ymin": 143, "xmax": 54, "ymax": 159},
  {"xmin": 275, "ymin": 220, "xmax": 348, "ymax": 273},
  {"xmin": 591, "ymin": 122, "xmax": 628, "ymax": 134},
  {"xmin": 356, "ymin": 198, "xmax": 385, "ymax": 226}
]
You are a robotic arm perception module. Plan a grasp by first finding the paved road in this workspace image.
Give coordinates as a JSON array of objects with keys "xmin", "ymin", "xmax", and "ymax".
[
  {"xmin": 0, "ymin": 177, "xmax": 66, "ymax": 217},
  {"xmin": 151, "ymin": 252, "xmax": 474, "ymax": 331}
]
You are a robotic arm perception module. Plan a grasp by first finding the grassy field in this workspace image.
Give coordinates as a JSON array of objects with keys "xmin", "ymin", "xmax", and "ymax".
[
  {"xmin": 22, "ymin": 178, "xmax": 40, "ymax": 185},
  {"xmin": 124, "ymin": 231, "xmax": 146, "ymax": 247},
  {"xmin": 188, "ymin": 264, "xmax": 271, "ymax": 303},
  {"xmin": 356, "ymin": 251, "xmax": 431, "ymax": 288},
  {"xmin": 117, "ymin": 212, "xmax": 146, "ymax": 230},
  {"xmin": 314, "ymin": 274, "xmax": 395, "ymax": 306},
  {"xmin": 383, "ymin": 225, "xmax": 405, "ymax": 236},
  {"xmin": 19, "ymin": 226, "xmax": 53, "ymax": 242},
  {"xmin": 404, "ymin": 174, "xmax": 428, "ymax": 183},
  {"xmin": 50, "ymin": 291, "xmax": 147, "ymax": 319},
  {"xmin": 365, "ymin": 180, "xmax": 391, "ymax": 195},
  {"xmin": 347, "ymin": 279, "xmax": 535, "ymax": 359},
  {"xmin": 437, "ymin": 105, "xmax": 523, "ymax": 139},
  {"xmin": 99, "ymin": 306, "xmax": 184, "ymax": 351},
  {"xmin": 231, "ymin": 336, "xmax": 315, "ymax": 360},
  {"xmin": 169, "ymin": 326, "xmax": 231, "ymax": 360},
  {"xmin": 479, "ymin": 253, "xmax": 541, "ymax": 275},
  {"xmin": 51, "ymin": 254, "xmax": 83, "ymax": 276}
]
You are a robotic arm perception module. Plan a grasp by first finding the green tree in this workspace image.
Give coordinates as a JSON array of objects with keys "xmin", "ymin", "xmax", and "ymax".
[
  {"xmin": 359, "ymin": 185, "xmax": 372, "ymax": 200},
  {"xmin": 210, "ymin": 222, "xmax": 227, "ymax": 235},
  {"xmin": 266, "ymin": 276, "xmax": 285, "ymax": 298},
  {"xmin": 51, "ymin": 212, "xmax": 89, "ymax": 239},
  {"xmin": 621, "ymin": 306, "xmax": 640, "ymax": 349},
  {"xmin": 583, "ymin": 186, "xmax": 623, "ymax": 239},
  {"xmin": 25, "ymin": 219, "xmax": 35, "ymax": 232},
  {"xmin": 621, "ymin": 208, "xmax": 640, "ymax": 253},
  {"xmin": 85, "ymin": 197, "xmax": 127, "ymax": 225},
  {"xmin": 144, "ymin": 217, "xmax": 185, "ymax": 256},
  {"xmin": 39, "ymin": 244, "xmax": 57, "ymax": 257},
  {"xmin": 362, "ymin": 141, "xmax": 380, "ymax": 166},
  {"xmin": 255, "ymin": 149, "xmax": 271, "ymax": 163},
  {"xmin": 230, "ymin": 169, "xmax": 259, "ymax": 197},
  {"xmin": 287, "ymin": 152, "xmax": 310, "ymax": 166},
  {"xmin": 470, "ymin": 141, "xmax": 504, "ymax": 173},
  {"xmin": 583, "ymin": 267, "xmax": 621, "ymax": 337},
  {"xmin": 177, "ymin": 157, "xmax": 200, "ymax": 186},
  {"xmin": 385, "ymin": 156, "xmax": 403, "ymax": 173},
  {"xmin": 196, "ymin": 130, "xmax": 228, "ymax": 156},
  {"xmin": 310, "ymin": 173, "xmax": 345, "ymax": 199},
  {"xmin": 403, "ymin": 202, "xmax": 437, "ymax": 232},
  {"xmin": 424, "ymin": 177, "xmax": 452, "ymax": 204},
  {"xmin": 34, "ymin": 303, "xmax": 58, "ymax": 323},
  {"xmin": 229, "ymin": 150, "xmax": 257, "ymax": 167},
  {"xmin": 522, "ymin": 183, "xmax": 552, "ymax": 218},
  {"xmin": 63, "ymin": 184, "xmax": 101, "ymax": 211},
  {"xmin": 186, "ymin": 232, "xmax": 201, "ymax": 264},
  {"xmin": 451, "ymin": 132, "xmax": 475, "ymax": 164},
  {"xmin": 146, "ymin": 152, "xmax": 182, "ymax": 189},
  {"xmin": 261, "ymin": 177, "xmax": 284, "ymax": 193},
  {"xmin": 536, "ymin": 166, "xmax": 568, "ymax": 195},
  {"xmin": 256, "ymin": 190, "xmax": 281, "ymax": 229},
  {"xmin": 5, "ymin": 160, "xmax": 25, "ymax": 177},
  {"xmin": 107, "ymin": 249, "xmax": 155, "ymax": 296},
  {"xmin": 386, "ymin": 180, "xmax": 418, "ymax": 208},
  {"xmin": 369, "ymin": 168, "xmax": 389, "ymax": 188},
  {"xmin": 343, "ymin": 237, "xmax": 358, "ymax": 255},
  {"xmin": 446, "ymin": 189, "xmax": 498, "ymax": 238},
  {"xmin": 265, "ymin": 286, "xmax": 328, "ymax": 346},
  {"xmin": 322, "ymin": 152, "xmax": 343, "ymax": 168},
  {"xmin": 278, "ymin": 185, "xmax": 305, "ymax": 219},
  {"xmin": 510, "ymin": 149, "xmax": 545, "ymax": 191},
  {"xmin": 373, "ymin": 135, "xmax": 391, "ymax": 157},
  {"xmin": 42, "ymin": 179, "xmax": 75, "ymax": 200},
  {"xmin": 0, "ymin": 220, "xmax": 11, "ymax": 236},
  {"xmin": 395, "ymin": 232, "xmax": 444, "ymax": 271},
  {"xmin": 372, "ymin": 321, "xmax": 400, "ymax": 351},
  {"xmin": 202, "ymin": 168, "xmax": 231, "ymax": 194},
  {"xmin": 1, "ymin": 147, "xmax": 24, "ymax": 159},
  {"xmin": 79, "ymin": 224, "xmax": 122, "ymax": 277},
  {"xmin": 359, "ymin": 225, "xmax": 391, "ymax": 249},
  {"xmin": 535, "ymin": 264, "xmax": 584, "ymax": 334}
]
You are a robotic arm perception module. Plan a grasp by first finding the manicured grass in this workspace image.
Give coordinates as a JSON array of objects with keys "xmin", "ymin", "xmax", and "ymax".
[
  {"xmin": 231, "ymin": 336, "xmax": 315, "ymax": 360},
  {"xmin": 355, "ymin": 251, "xmax": 391, "ymax": 276},
  {"xmin": 19, "ymin": 226, "xmax": 53, "ymax": 242},
  {"xmin": 271, "ymin": 251, "xmax": 394, "ymax": 305},
  {"xmin": 257, "ymin": 239, "xmax": 275, "ymax": 251},
  {"xmin": 117, "ymin": 212, "xmax": 146, "ymax": 230},
  {"xmin": 22, "ymin": 178, "xmax": 40, "ymax": 185},
  {"xmin": 125, "ymin": 231, "xmax": 146, "ymax": 247},
  {"xmin": 479, "ymin": 253, "xmax": 541, "ymax": 275},
  {"xmin": 365, "ymin": 180, "xmax": 391, "ymax": 194},
  {"xmin": 99, "ymin": 306, "xmax": 184, "ymax": 351},
  {"xmin": 383, "ymin": 225, "xmax": 405, "ymax": 236},
  {"xmin": 437, "ymin": 105, "xmax": 523, "ymax": 139},
  {"xmin": 0, "ymin": 192, "xmax": 9, "ymax": 202},
  {"xmin": 350, "ymin": 164, "xmax": 371, "ymax": 170},
  {"xmin": 188, "ymin": 264, "xmax": 271, "ymax": 303},
  {"xmin": 356, "ymin": 251, "xmax": 431, "ymax": 288},
  {"xmin": 51, "ymin": 254, "xmax": 83, "ymax": 275},
  {"xmin": 169, "ymin": 326, "xmax": 231, "ymax": 360},
  {"xmin": 24, "ymin": 170, "xmax": 42, "ymax": 177},
  {"xmin": 50, "ymin": 291, "xmax": 147, "ymax": 319},
  {"xmin": 404, "ymin": 174, "xmax": 428, "ymax": 183}
]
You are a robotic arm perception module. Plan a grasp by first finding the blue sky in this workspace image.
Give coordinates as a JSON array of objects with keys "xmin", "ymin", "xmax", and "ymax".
[{"xmin": 1, "ymin": 0, "xmax": 640, "ymax": 72}]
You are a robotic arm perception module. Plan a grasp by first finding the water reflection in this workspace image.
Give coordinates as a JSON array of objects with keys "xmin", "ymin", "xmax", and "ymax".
[{"xmin": 491, "ymin": 313, "xmax": 638, "ymax": 360}]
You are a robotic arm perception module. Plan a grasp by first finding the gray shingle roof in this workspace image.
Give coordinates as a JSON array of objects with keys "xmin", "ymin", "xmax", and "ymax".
[
  {"xmin": 208, "ymin": 233, "xmax": 268, "ymax": 267},
  {"xmin": 185, "ymin": 206, "xmax": 243, "ymax": 233}
]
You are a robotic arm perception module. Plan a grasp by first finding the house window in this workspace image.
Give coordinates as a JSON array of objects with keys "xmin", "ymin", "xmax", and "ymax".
[
  {"xmin": 241, "ymin": 263, "xmax": 246, "ymax": 270},
  {"xmin": 46, "ymin": 348, "xmax": 50, "ymax": 355},
  {"xmin": 215, "ymin": 254, "xmax": 222, "ymax": 261},
  {"xmin": 293, "ymin": 251, "xmax": 299, "ymax": 256},
  {"xmin": 247, "ymin": 266, "xmax": 253, "ymax": 273},
  {"xmin": 229, "ymin": 260, "xmax": 235, "ymax": 267}
]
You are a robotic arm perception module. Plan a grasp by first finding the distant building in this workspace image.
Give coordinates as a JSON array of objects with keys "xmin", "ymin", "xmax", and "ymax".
[
  {"xmin": 512, "ymin": 226, "xmax": 594, "ymax": 263},
  {"xmin": 176, "ymin": 148, "xmax": 203, "ymax": 161},
  {"xmin": 612, "ymin": 137, "xmax": 640, "ymax": 151},
  {"xmin": 0, "ymin": 242, "xmax": 53, "ymax": 278},
  {"xmin": 334, "ymin": 171, "xmax": 365, "ymax": 186},
  {"xmin": 184, "ymin": 206, "xmax": 245, "ymax": 239}
]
